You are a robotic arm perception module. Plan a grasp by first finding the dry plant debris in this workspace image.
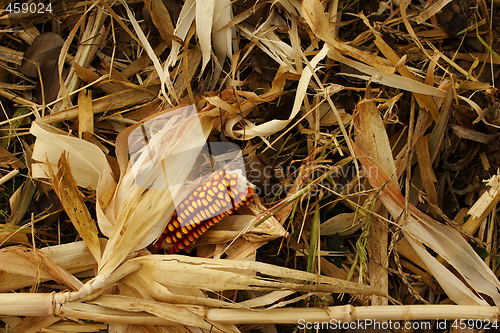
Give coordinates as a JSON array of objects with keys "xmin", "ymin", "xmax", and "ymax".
[{"xmin": 1, "ymin": 0, "xmax": 500, "ymax": 331}]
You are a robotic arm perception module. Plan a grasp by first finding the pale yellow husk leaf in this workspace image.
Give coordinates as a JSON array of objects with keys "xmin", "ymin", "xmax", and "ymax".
[
  {"xmin": 0, "ymin": 240, "xmax": 104, "ymax": 292},
  {"xmin": 211, "ymin": 0, "xmax": 233, "ymax": 89},
  {"xmin": 120, "ymin": 255, "xmax": 384, "ymax": 296},
  {"xmin": 30, "ymin": 121, "xmax": 114, "ymax": 191},
  {"xmin": 196, "ymin": 0, "xmax": 215, "ymax": 72}
]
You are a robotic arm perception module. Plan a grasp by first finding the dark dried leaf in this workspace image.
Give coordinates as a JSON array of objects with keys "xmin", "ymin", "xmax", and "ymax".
[
  {"xmin": 0, "ymin": 145, "xmax": 25, "ymax": 169},
  {"xmin": 19, "ymin": 32, "xmax": 64, "ymax": 78},
  {"xmin": 143, "ymin": 0, "xmax": 181, "ymax": 45},
  {"xmin": 450, "ymin": 124, "xmax": 498, "ymax": 144}
]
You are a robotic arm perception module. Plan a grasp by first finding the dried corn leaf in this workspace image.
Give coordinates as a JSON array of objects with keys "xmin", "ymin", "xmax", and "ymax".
[
  {"xmin": 0, "ymin": 146, "xmax": 24, "ymax": 169},
  {"xmin": 0, "ymin": 240, "xmax": 103, "ymax": 293},
  {"xmin": 356, "ymin": 146, "xmax": 500, "ymax": 305},
  {"xmin": 238, "ymin": 14, "xmax": 299, "ymax": 73},
  {"xmin": 47, "ymin": 153, "xmax": 101, "ymax": 263},
  {"xmin": 211, "ymin": 0, "xmax": 233, "ymax": 88},
  {"xmin": 144, "ymin": 0, "xmax": 175, "ymax": 47},
  {"xmin": 332, "ymin": 51, "xmax": 446, "ymax": 98},
  {"xmin": 164, "ymin": 0, "xmax": 196, "ymax": 99},
  {"xmin": 320, "ymin": 212, "xmax": 363, "ymax": 236},
  {"xmin": 121, "ymin": 272, "xmax": 240, "ymax": 309},
  {"xmin": 197, "ymin": 0, "xmax": 215, "ymax": 72},
  {"xmin": 353, "ymin": 90, "xmax": 393, "ymax": 305},
  {"xmin": 404, "ymin": 235, "xmax": 486, "ymax": 305},
  {"xmin": 77, "ymin": 89, "xmax": 93, "ymax": 139},
  {"xmin": 122, "ymin": 255, "xmax": 385, "ymax": 296},
  {"xmin": 415, "ymin": 0, "xmax": 452, "ymax": 25},
  {"xmin": 354, "ymin": 90, "xmax": 397, "ymax": 185},
  {"xmin": 53, "ymin": 3, "xmax": 105, "ymax": 112},
  {"xmin": 173, "ymin": 47, "xmax": 202, "ymax": 98},
  {"xmin": 200, "ymin": 213, "xmax": 286, "ymax": 245},
  {"xmin": 122, "ymin": 1, "xmax": 174, "ymax": 104},
  {"xmin": 30, "ymin": 121, "xmax": 115, "ymax": 191},
  {"xmin": 8, "ymin": 178, "xmax": 36, "ymax": 225},
  {"xmin": 30, "ymin": 121, "xmax": 117, "ymax": 252},
  {"xmin": 302, "ymin": 0, "xmax": 394, "ymax": 74},
  {"xmin": 415, "ymin": 136, "xmax": 439, "ymax": 218},
  {"xmin": 0, "ymin": 246, "xmax": 82, "ymax": 292},
  {"xmin": 229, "ymin": 45, "xmax": 331, "ymax": 139},
  {"xmin": 359, "ymin": 13, "xmax": 440, "ymax": 120},
  {"xmin": 40, "ymin": 87, "xmax": 156, "ymax": 125}
]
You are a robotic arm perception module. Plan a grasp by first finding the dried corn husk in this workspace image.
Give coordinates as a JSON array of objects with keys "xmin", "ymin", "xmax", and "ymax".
[
  {"xmin": 0, "ymin": 240, "xmax": 104, "ymax": 292},
  {"xmin": 355, "ymin": 144, "xmax": 500, "ymax": 305}
]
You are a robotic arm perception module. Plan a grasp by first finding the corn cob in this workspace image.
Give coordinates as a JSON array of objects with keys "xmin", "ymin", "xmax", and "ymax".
[{"xmin": 155, "ymin": 170, "xmax": 255, "ymax": 253}]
